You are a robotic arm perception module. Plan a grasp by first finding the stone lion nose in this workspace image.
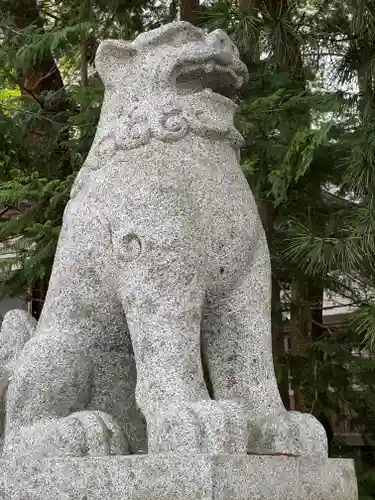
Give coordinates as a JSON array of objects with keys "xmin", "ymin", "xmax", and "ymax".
[{"xmin": 206, "ymin": 29, "xmax": 239, "ymax": 63}]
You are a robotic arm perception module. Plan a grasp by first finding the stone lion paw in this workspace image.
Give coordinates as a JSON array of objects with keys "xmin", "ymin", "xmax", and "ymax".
[
  {"xmin": 247, "ymin": 411, "xmax": 328, "ymax": 462},
  {"xmin": 148, "ymin": 400, "xmax": 248, "ymax": 454},
  {"xmin": 3, "ymin": 410, "xmax": 129, "ymax": 458}
]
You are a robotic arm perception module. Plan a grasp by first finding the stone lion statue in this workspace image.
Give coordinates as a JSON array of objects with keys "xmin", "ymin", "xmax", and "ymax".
[{"xmin": 1, "ymin": 21, "xmax": 327, "ymax": 460}]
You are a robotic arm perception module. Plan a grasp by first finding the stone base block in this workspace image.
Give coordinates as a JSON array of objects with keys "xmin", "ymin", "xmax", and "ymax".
[{"xmin": 0, "ymin": 454, "xmax": 357, "ymax": 500}]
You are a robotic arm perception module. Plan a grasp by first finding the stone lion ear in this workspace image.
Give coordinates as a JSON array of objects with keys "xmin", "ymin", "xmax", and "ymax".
[
  {"xmin": 95, "ymin": 39, "xmax": 138, "ymax": 83},
  {"xmin": 133, "ymin": 21, "xmax": 205, "ymax": 48}
]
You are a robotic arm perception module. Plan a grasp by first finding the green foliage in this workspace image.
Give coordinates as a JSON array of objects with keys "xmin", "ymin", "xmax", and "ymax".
[
  {"xmin": 359, "ymin": 470, "xmax": 375, "ymax": 500},
  {"xmin": 15, "ymin": 23, "xmax": 92, "ymax": 69},
  {"xmin": 350, "ymin": 304, "xmax": 375, "ymax": 352},
  {"xmin": 268, "ymin": 119, "xmax": 336, "ymax": 204},
  {"xmin": 282, "ymin": 332, "xmax": 375, "ymax": 436},
  {"xmin": 0, "ymin": 77, "xmax": 103, "ymax": 296},
  {"xmin": 0, "ymin": 172, "xmax": 74, "ymax": 294}
]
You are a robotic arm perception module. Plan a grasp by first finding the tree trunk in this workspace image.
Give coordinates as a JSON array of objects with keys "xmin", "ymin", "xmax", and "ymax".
[
  {"xmin": 289, "ymin": 278, "xmax": 309, "ymax": 411},
  {"xmin": 80, "ymin": 43, "xmax": 89, "ymax": 88},
  {"xmin": 309, "ymin": 282, "xmax": 324, "ymax": 341},
  {"xmin": 289, "ymin": 280, "xmax": 324, "ymax": 412},
  {"xmin": 289, "ymin": 279, "xmax": 308, "ymax": 355},
  {"xmin": 7, "ymin": 0, "xmax": 63, "ymax": 96},
  {"xmin": 239, "ymin": 0, "xmax": 260, "ymax": 12},
  {"xmin": 180, "ymin": 0, "xmax": 200, "ymax": 25},
  {"xmin": 272, "ymin": 277, "xmax": 289, "ymax": 408},
  {"xmin": 29, "ymin": 276, "xmax": 49, "ymax": 320},
  {"xmin": 169, "ymin": 0, "xmax": 178, "ymax": 21}
]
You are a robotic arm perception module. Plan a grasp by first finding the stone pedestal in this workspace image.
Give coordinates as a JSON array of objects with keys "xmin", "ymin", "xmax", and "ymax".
[{"xmin": 0, "ymin": 454, "xmax": 357, "ymax": 500}]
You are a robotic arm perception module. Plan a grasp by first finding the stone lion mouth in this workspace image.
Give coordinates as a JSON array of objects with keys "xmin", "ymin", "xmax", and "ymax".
[{"xmin": 174, "ymin": 59, "xmax": 246, "ymax": 99}]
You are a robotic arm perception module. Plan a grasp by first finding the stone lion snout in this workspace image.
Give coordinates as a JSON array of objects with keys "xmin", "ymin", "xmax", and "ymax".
[
  {"xmin": 206, "ymin": 30, "xmax": 239, "ymax": 61},
  {"xmin": 205, "ymin": 29, "xmax": 248, "ymax": 85}
]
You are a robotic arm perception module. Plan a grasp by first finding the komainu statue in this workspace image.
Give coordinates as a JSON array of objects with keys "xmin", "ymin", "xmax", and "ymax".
[{"xmin": 1, "ymin": 21, "xmax": 327, "ymax": 460}]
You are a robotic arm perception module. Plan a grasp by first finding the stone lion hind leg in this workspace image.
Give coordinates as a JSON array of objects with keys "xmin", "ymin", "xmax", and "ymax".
[
  {"xmin": 202, "ymin": 235, "xmax": 328, "ymax": 461},
  {"xmin": 2, "ymin": 316, "xmax": 128, "ymax": 458}
]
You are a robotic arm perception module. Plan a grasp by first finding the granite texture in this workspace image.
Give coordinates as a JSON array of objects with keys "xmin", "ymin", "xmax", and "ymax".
[
  {"xmin": 0, "ymin": 312, "xmax": 146, "ymax": 453},
  {"xmin": 3, "ymin": 21, "xmax": 327, "ymax": 460},
  {"xmin": 0, "ymin": 310, "xmax": 36, "ymax": 395},
  {"xmin": 3, "ymin": 411, "xmax": 129, "ymax": 458},
  {"xmin": 0, "ymin": 454, "xmax": 357, "ymax": 500},
  {"xmin": 0, "ymin": 310, "xmax": 37, "ymax": 446}
]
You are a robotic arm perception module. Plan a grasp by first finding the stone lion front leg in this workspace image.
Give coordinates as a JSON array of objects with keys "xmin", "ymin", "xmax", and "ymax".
[
  {"xmin": 116, "ymin": 229, "xmax": 247, "ymax": 454},
  {"xmin": 202, "ymin": 233, "xmax": 328, "ymax": 461}
]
